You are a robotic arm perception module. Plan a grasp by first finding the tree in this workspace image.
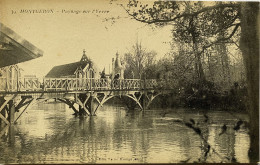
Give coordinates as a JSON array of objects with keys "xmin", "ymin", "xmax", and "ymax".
[
  {"xmin": 167, "ymin": 43, "xmax": 195, "ymax": 87},
  {"xmin": 239, "ymin": 3, "xmax": 259, "ymax": 162},
  {"xmin": 172, "ymin": 2, "xmax": 239, "ymax": 83},
  {"xmin": 122, "ymin": 1, "xmax": 259, "ymax": 162},
  {"xmin": 124, "ymin": 41, "xmax": 157, "ymax": 79}
]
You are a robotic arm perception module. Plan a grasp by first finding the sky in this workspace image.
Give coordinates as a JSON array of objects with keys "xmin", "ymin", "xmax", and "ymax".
[{"xmin": 0, "ymin": 0, "xmax": 172, "ymax": 78}]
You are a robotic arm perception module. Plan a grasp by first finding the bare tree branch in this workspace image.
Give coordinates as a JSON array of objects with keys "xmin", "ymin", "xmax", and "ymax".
[
  {"xmin": 123, "ymin": 3, "xmax": 240, "ymax": 25},
  {"xmin": 200, "ymin": 23, "xmax": 240, "ymax": 55}
]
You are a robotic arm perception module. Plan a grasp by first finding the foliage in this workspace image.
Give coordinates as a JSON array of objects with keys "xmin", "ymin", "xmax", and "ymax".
[
  {"xmin": 123, "ymin": 41, "xmax": 157, "ymax": 79},
  {"xmin": 123, "ymin": 1, "xmax": 241, "ymax": 82}
]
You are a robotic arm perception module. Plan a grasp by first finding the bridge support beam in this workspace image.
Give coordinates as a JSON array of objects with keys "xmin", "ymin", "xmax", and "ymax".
[
  {"xmin": 8, "ymin": 100, "xmax": 15, "ymax": 124},
  {"xmin": 142, "ymin": 92, "xmax": 162, "ymax": 110},
  {"xmin": 91, "ymin": 91, "xmax": 154, "ymax": 112},
  {"xmin": 0, "ymin": 95, "xmax": 17, "ymax": 125},
  {"xmin": 0, "ymin": 99, "xmax": 8, "ymax": 126},
  {"xmin": 76, "ymin": 93, "xmax": 96, "ymax": 116},
  {"xmin": 122, "ymin": 96, "xmax": 137, "ymax": 110},
  {"xmin": 141, "ymin": 93, "xmax": 147, "ymax": 111},
  {"xmin": 78, "ymin": 105, "xmax": 87, "ymax": 116},
  {"xmin": 14, "ymin": 98, "xmax": 34, "ymax": 123},
  {"xmin": 88, "ymin": 95, "xmax": 95, "ymax": 116},
  {"xmin": 0, "ymin": 95, "xmax": 36, "ymax": 125},
  {"xmin": 57, "ymin": 98, "xmax": 79, "ymax": 115}
]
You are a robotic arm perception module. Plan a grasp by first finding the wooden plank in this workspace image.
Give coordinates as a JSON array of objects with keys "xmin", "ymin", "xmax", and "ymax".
[
  {"xmin": 16, "ymin": 99, "xmax": 33, "ymax": 110},
  {"xmin": 56, "ymin": 79, "xmax": 62, "ymax": 88},
  {"xmin": 55, "ymin": 79, "xmax": 57, "ymax": 91},
  {"xmin": 83, "ymin": 94, "xmax": 90, "ymax": 105},
  {"xmin": 94, "ymin": 96, "xmax": 101, "ymax": 105},
  {"xmin": 65, "ymin": 99, "xmax": 78, "ymax": 114},
  {"xmin": 15, "ymin": 97, "xmax": 27, "ymax": 111},
  {"xmin": 14, "ymin": 98, "xmax": 33, "ymax": 123},
  {"xmin": 51, "ymin": 79, "xmax": 55, "ymax": 89},
  {"xmin": 76, "ymin": 98, "xmax": 90, "ymax": 115},
  {"xmin": 19, "ymin": 79, "xmax": 24, "ymax": 89},
  {"xmin": 32, "ymin": 79, "xmax": 39, "ymax": 88},
  {"xmin": 61, "ymin": 80, "xmax": 66, "ymax": 89},
  {"xmin": 0, "ymin": 113, "xmax": 10, "ymax": 125},
  {"xmin": 0, "ymin": 95, "xmax": 14, "ymax": 113}
]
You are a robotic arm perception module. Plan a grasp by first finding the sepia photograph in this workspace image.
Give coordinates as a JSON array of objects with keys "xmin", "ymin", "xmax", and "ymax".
[{"xmin": 0, "ymin": 0, "xmax": 259, "ymax": 163}]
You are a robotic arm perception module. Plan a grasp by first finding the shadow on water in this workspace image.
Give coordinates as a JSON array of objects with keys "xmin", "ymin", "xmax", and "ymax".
[{"xmin": 0, "ymin": 102, "xmax": 250, "ymax": 163}]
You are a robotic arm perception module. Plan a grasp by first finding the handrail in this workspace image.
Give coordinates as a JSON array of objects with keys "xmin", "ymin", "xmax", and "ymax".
[{"xmin": 0, "ymin": 77, "xmax": 172, "ymax": 92}]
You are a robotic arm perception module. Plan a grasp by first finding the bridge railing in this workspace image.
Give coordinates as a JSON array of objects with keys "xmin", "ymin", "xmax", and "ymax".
[
  {"xmin": 111, "ymin": 79, "xmax": 143, "ymax": 90},
  {"xmin": 0, "ymin": 77, "xmax": 42, "ymax": 92},
  {"xmin": 19, "ymin": 78, "xmax": 42, "ymax": 91},
  {"xmin": 43, "ymin": 78, "xmax": 80, "ymax": 91},
  {"xmin": 43, "ymin": 78, "xmax": 144, "ymax": 91},
  {"xmin": 0, "ymin": 77, "xmax": 172, "ymax": 92},
  {"xmin": 145, "ymin": 79, "xmax": 168, "ymax": 89}
]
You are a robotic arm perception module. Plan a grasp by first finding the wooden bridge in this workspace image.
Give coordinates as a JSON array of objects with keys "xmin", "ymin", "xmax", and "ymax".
[
  {"xmin": 0, "ymin": 77, "xmax": 174, "ymax": 126},
  {"xmin": 0, "ymin": 23, "xmax": 174, "ymax": 127}
]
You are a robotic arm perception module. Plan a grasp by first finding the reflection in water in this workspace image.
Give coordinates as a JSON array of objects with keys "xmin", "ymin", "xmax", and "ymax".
[{"xmin": 0, "ymin": 102, "xmax": 250, "ymax": 163}]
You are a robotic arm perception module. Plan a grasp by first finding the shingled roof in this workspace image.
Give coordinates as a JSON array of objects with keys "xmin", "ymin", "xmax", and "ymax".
[{"xmin": 45, "ymin": 61, "xmax": 88, "ymax": 78}]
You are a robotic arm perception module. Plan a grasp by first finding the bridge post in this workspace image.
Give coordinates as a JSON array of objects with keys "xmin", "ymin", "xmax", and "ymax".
[
  {"xmin": 142, "ymin": 76, "xmax": 147, "ymax": 110},
  {"xmin": 141, "ymin": 93, "xmax": 147, "ymax": 110},
  {"xmin": 8, "ymin": 100, "xmax": 15, "ymax": 124},
  {"xmin": 8, "ymin": 125, "xmax": 15, "ymax": 147},
  {"xmin": 88, "ymin": 94, "xmax": 95, "ymax": 116},
  {"xmin": 78, "ymin": 105, "xmax": 86, "ymax": 116},
  {"xmin": 76, "ymin": 93, "xmax": 95, "ymax": 116}
]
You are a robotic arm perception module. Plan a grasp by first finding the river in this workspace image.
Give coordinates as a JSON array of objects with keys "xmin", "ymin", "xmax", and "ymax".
[{"xmin": 0, "ymin": 101, "xmax": 250, "ymax": 163}]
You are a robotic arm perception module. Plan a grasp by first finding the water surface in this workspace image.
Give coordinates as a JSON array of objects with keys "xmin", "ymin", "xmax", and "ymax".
[{"xmin": 0, "ymin": 102, "xmax": 250, "ymax": 163}]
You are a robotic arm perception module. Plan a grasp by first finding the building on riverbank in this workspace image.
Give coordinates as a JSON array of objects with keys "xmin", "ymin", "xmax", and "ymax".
[
  {"xmin": 45, "ymin": 50, "xmax": 100, "ymax": 79},
  {"xmin": 111, "ymin": 52, "xmax": 124, "ymax": 79}
]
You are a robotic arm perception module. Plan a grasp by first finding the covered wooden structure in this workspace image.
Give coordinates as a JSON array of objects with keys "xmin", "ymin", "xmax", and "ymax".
[
  {"xmin": 0, "ymin": 22, "xmax": 43, "ymax": 92},
  {"xmin": 0, "ymin": 22, "xmax": 43, "ymax": 68}
]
